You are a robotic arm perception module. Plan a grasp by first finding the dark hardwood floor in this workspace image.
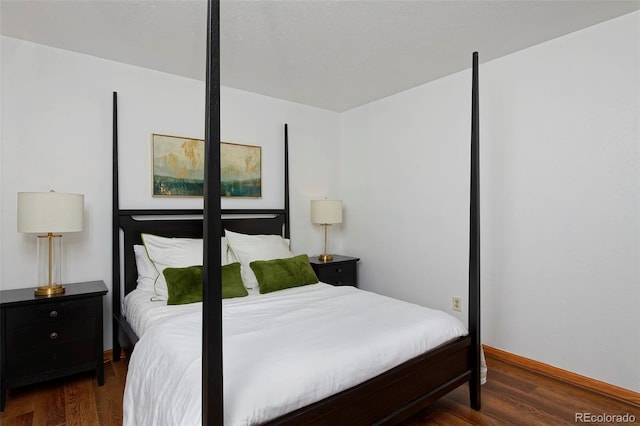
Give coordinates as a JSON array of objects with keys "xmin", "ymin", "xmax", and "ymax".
[{"xmin": 1, "ymin": 354, "xmax": 638, "ymax": 425}]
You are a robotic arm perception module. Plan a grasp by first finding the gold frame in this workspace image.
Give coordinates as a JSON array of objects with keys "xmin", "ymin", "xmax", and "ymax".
[{"xmin": 151, "ymin": 134, "xmax": 262, "ymax": 198}]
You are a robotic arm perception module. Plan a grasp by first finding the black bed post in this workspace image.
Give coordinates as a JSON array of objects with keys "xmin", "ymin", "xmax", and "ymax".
[
  {"xmin": 469, "ymin": 51, "xmax": 481, "ymax": 410},
  {"xmin": 111, "ymin": 91, "xmax": 122, "ymax": 362},
  {"xmin": 202, "ymin": 0, "xmax": 223, "ymax": 424},
  {"xmin": 284, "ymin": 123, "xmax": 290, "ymax": 239}
]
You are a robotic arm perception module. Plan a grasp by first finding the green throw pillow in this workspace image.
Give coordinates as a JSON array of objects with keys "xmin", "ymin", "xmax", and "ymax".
[
  {"xmin": 221, "ymin": 262, "xmax": 249, "ymax": 299},
  {"xmin": 250, "ymin": 254, "xmax": 319, "ymax": 294},
  {"xmin": 163, "ymin": 265, "xmax": 203, "ymax": 305},
  {"xmin": 163, "ymin": 263, "xmax": 248, "ymax": 305}
]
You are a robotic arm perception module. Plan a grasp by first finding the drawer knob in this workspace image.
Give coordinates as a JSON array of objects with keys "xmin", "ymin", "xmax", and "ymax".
[
  {"xmin": 49, "ymin": 310, "xmax": 58, "ymax": 318},
  {"xmin": 49, "ymin": 332, "xmax": 58, "ymax": 340},
  {"xmin": 336, "ymin": 268, "xmax": 342, "ymax": 273}
]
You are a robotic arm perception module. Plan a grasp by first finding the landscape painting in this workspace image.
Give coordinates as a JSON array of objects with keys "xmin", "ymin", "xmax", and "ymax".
[
  {"xmin": 152, "ymin": 134, "xmax": 204, "ymax": 197},
  {"xmin": 220, "ymin": 142, "xmax": 261, "ymax": 197},
  {"xmin": 152, "ymin": 135, "xmax": 261, "ymax": 198}
]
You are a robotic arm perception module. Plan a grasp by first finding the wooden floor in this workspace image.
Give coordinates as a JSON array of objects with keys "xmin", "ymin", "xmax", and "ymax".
[{"xmin": 1, "ymin": 354, "xmax": 638, "ymax": 425}]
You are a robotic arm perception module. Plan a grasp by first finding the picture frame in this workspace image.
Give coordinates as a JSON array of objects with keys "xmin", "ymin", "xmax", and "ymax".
[{"xmin": 152, "ymin": 134, "xmax": 261, "ymax": 198}]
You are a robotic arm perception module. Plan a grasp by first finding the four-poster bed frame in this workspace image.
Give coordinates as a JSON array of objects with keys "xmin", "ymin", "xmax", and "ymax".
[{"xmin": 112, "ymin": 1, "xmax": 481, "ymax": 423}]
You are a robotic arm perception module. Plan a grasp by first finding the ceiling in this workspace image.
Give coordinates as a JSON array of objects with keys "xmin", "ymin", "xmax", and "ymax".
[{"xmin": 2, "ymin": 0, "xmax": 639, "ymax": 112}]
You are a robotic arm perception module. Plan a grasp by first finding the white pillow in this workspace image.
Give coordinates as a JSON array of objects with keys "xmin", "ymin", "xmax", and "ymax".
[
  {"xmin": 222, "ymin": 238, "xmax": 236, "ymax": 264},
  {"xmin": 224, "ymin": 229, "xmax": 293, "ymax": 289},
  {"xmin": 133, "ymin": 244, "xmax": 157, "ymax": 292},
  {"xmin": 142, "ymin": 234, "xmax": 203, "ymax": 298},
  {"xmin": 141, "ymin": 234, "xmax": 234, "ymax": 298}
]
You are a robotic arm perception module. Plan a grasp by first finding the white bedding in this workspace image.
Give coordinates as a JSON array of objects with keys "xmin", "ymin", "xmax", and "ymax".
[
  {"xmin": 123, "ymin": 288, "xmax": 202, "ymax": 337},
  {"xmin": 123, "ymin": 283, "xmax": 469, "ymax": 426}
]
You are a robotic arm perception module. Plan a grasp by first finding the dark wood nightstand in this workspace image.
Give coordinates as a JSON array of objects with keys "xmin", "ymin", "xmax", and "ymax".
[
  {"xmin": 309, "ymin": 255, "xmax": 360, "ymax": 287},
  {"xmin": 0, "ymin": 280, "xmax": 108, "ymax": 411}
]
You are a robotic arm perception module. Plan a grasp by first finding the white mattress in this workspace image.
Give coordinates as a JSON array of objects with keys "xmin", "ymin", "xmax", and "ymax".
[{"xmin": 123, "ymin": 283, "xmax": 469, "ymax": 426}]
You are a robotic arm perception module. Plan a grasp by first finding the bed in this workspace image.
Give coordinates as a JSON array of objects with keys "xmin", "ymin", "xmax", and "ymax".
[
  {"xmin": 114, "ymin": 207, "xmax": 480, "ymax": 425},
  {"xmin": 112, "ymin": 3, "xmax": 482, "ymax": 424}
]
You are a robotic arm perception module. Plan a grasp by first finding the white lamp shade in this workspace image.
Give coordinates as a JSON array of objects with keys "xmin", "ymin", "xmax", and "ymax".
[
  {"xmin": 17, "ymin": 192, "xmax": 84, "ymax": 233},
  {"xmin": 311, "ymin": 200, "xmax": 343, "ymax": 224}
]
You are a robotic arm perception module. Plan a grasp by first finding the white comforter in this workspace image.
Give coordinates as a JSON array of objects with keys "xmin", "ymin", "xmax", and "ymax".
[{"xmin": 123, "ymin": 283, "xmax": 468, "ymax": 426}]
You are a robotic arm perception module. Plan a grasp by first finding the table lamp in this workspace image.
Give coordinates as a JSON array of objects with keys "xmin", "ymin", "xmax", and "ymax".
[
  {"xmin": 17, "ymin": 191, "xmax": 84, "ymax": 296},
  {"xmin": 311, "ymin": 199, "xmax": 342, "ymax": 262}
]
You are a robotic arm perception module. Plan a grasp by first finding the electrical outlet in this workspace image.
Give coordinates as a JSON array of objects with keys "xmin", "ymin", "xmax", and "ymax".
[{"xmin": 452, "ymin": 297, "xmax": 462, "ymax": 312}]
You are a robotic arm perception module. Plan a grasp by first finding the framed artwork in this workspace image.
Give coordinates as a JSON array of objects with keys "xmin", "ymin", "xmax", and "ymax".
[
  {"xmin": 220, "ymin": 141, "xmax": 262, "ymax": 198},
  {"xmin": 152, "ymin": 134, "xmax": 261, "ymax": 198}
]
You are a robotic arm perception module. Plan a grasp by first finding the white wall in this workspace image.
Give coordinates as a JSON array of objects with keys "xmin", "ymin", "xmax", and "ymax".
[
  {"xmin": 0, "ymin": 36, "xmax": 341, "ymax": 349},
  {"xmin": 341, "ymin": 12, "xmax": 640, "ymax": 392}
]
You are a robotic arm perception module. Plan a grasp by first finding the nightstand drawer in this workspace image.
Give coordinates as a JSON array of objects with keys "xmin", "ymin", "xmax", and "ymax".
[
  {"xmin": 5, "ymin": 299, "xmax": 95, "ymax": 330},
  {"xmin": 317, "ymin": 262, "xmax": 356, "ymax": 286},
  {"xmin": 7, "ymin": 319, "xmax": 96, "ymax": 353},
  {"xmin": 6, "ymin": 340, "xmax": 96, "ymax": 381}
]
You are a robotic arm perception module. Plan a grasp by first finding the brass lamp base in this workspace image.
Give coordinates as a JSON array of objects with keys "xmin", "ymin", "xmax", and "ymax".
[
  {"xmin": 34, "ymin": 284, "xmax": 65, "ymax": 297},
  {"xmin": 318, "ymin": 254, "xmax": 334, "ymax": 262}
]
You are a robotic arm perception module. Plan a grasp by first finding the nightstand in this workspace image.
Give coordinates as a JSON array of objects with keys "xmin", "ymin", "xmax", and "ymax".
[
  {"xmin": 309, "ymin": 255, "xmax": 360, "ymax": 287},
  {"xmin": 0, "ymin": 280, "xmax": 108, "ymax": 411}
]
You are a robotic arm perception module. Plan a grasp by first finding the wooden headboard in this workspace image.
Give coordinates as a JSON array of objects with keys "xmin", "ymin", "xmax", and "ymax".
[{"xmin": 117, "ymin": 209, "xmax": 288, "ymax": 298}]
